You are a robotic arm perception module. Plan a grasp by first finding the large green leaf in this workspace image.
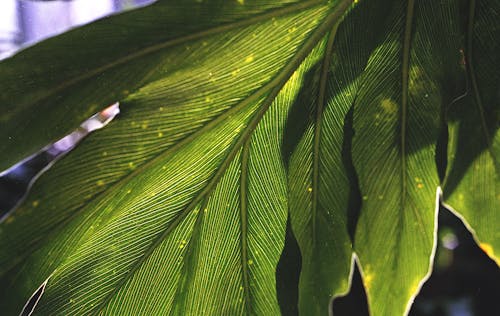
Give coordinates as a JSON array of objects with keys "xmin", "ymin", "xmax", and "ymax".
[
  {"xmin": 0, "ymin": 0, "xmax": 498, "ymax": 315},
  {"xmin": 0, "ymin": 1, "xmax": 353, "ymax": 315},
  {"xmin": 351, "ymin": 1, "xmax": 463, "ymax": 315},
  {"xmin": 286, "ymin": 1, "xmax": 387, "ymax": 314},
  {"xmin": 442, "ymin": 0, "xmax": 500, "ymax": 265},
  {"xmin": 0, "ymin": 0, "xmax": 330, "ymax": 171}
]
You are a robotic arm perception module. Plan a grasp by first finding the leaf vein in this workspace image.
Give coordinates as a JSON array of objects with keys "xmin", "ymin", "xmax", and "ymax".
[
  {"xmin": 11, "ymin": 0, "xmax": 325, "ymax": 117},
  {"xmin": 466, "ymin": 0, "xmax": 497, "ymax": 165},
  {"xmin": 239, "ymin": 140, "xmax": 251, "ymax": 314},
  {"xmin": 312, "ymin": 23, "xmax": 341, "ymax": 243},
  {"xmin": 89, "ymin": 1, "xmax": 354, "ymax": 312}
]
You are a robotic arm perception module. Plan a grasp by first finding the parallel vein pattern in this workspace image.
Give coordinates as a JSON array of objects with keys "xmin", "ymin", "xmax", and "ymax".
[
  {"xmin": 352, "ymin": 1, "xmax": 463, "ymax": 315},
  {"xmin": 287, "ymin": 1, "xmax": 377, "ymax": 314},
  {"xmin": 0, "ymin": 1, "xmax": 355, "ymax": 315},
  {"xmin": 0, "ymin": 0, "xmax": 324, "ymax": 171},
  {"xmin": 443, "ymin": 0, "xmax": 500, "ymax": 265},
  {"xmin": 1, "ymin": 0, "xmax": 497, "ymax": 315}
]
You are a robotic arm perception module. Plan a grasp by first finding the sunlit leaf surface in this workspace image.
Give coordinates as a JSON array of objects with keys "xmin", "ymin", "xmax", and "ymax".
[
  {"xmin": 0, "ymin": 0, "xmax": 497, "ymax": 315},
  {"xmin": 351, "ymin": 1, "xmax": 466, "ymax": 315}
]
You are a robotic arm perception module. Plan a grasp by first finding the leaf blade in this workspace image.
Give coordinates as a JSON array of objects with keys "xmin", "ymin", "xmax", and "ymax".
[
  {"xmin": 0, "ymin": 0, "xmax": 326, "ymax": 171},
  {"xmin": 0, "ymin": 2, "xmax": 355, "ymax": 314},
  {"xmin": 352, "ymin": 1, "xmax": 463, "ymax": 315},
  {"xmin": 443, "ymin": 0, "xmax": 500, "ymax": 265}
]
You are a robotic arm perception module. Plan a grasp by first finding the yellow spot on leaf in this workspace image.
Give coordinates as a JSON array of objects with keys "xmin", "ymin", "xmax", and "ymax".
[
  {"xmin": 96, "ymin": 180, "xmax": 105, "ymax": 186},
  {"xmin": 237, "ymin": 0, "xmax": 244, "ymax": 4},
  {"xmin": 231, "ymin": 69, "xmax": 240, "ymax": 76},
  {"xmin": 247, "ymin": 259, "xmax": 253, "ymax": 265},
  {"xmin": 380, "ymin": 98, "xmax": 398, "ymax": 114},
  {"xmin": 158, "ymin": 132, "xmax": 163, "ymax": 137},
  {"xmin": 409, "ymin": 66, "xmax": 425, "ymax": 92},
  {"xmin": 205, "ymin": 96, "xmax": 212, "ymax": 103},
  {"xmin": 32, "ymin": 200, "xmax": 39, "ymax": 207},
  {"xmin": 362, "ymin": 264, "xmax": 374, "ymax": 291},
  {"xmin": 479, "ymin": 243, "xmax": 494, "ymax": 258},
  {"xmin": 244, "ymin": 55, "xmax": 254, "ymax": 63},
  {"xmin": 179, "ymin": 240, "xmax": 187, "ymax": 249},
  {"xmin": 307, "ymin": 187, "xmax": 313, "ymax": 192},
  {"xmin": 128, "ymin": 162, "xmax": 135, "ymax": 169},
  {"xmin": 364, "ymin": 272, "xmax": 374, "ymax": 291},
  {"xmin": 409, "ymin": 279, "xmax": 421, "ymax": 295},
  {"xmin": 417, "ymin": 183, "xmax": 424, "ymax": 189}
]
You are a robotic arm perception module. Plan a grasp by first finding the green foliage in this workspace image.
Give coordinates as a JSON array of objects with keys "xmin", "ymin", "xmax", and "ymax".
[{"xmin": 0, "ymin": 0, "xmax": 498, "ymax": 315}]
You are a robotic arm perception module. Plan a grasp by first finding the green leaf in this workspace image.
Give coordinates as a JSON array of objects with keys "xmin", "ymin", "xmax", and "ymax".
[
  {"xmin": 1, "ymin": 0, "xmax": 498, "ymax": 315},
  {"xmin": 443, "ymin": 0, "xmax": 500, "ymax": 265},
  {"xmin": 0, "ymin": 1, "xmax": 353, "ymax": 315},
  {"xmin": 351, "ymin": 1, "xmax": 463, "ymax": 315},
  {"xmin": 286, "ymin": 1, "xmax": 387, "ymax": 314},
  {"xmin": 0, "ymin": 0, "xmax": 330, "ymax": 171}
]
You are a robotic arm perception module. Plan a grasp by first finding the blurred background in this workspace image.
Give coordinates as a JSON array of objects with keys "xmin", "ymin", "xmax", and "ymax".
[
  {"xmin": 0, "ymin": 0, "xmax": 154, "ymax": 59},
  {"xmin": 0, "ymin": 1, "xmax": 498, "ymax": 315}
]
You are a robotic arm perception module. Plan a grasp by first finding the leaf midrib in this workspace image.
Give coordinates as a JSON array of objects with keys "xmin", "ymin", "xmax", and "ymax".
[
  {"xmin": 168, "ymin": 197, "xmax": 207, "ymax": 316},
  {"xmin": 465, "ymin": 0, "xmax": 497, "ymax": 166},
  {"xmin": 7, "ymin": 0, "xmax": 324, "ymax": 118},
  {"xmin": 400, "ymin": 0, "xmax": 414, "ymax": 210},
  {"xmin": 5, "ymin": 2, "xmax": 341, "ymax": 275},
  {"xmin": 240, "ymin": 140, "xmax": 251, "ymax": 314},
  {"xmin": 395, "ymin": 0, "xmax": 431, "ymax": 265},
  {"xmin": 311, "ymin": 22, "xmax": 340, "ymax": 244},
  {"xmin": 91, "ymin": 2, "xmax": 354, "ymax": 313},
  {"xmin": 3, "ymin": 2, "xmax": 327, "ymax": 276},
  {"xmin": 391, "ymin": 0, "xmax": 432, "ymax": 267},
  {"xmin": 0, "ymin": 0, "xmax": 354, "ymax": 312}
]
